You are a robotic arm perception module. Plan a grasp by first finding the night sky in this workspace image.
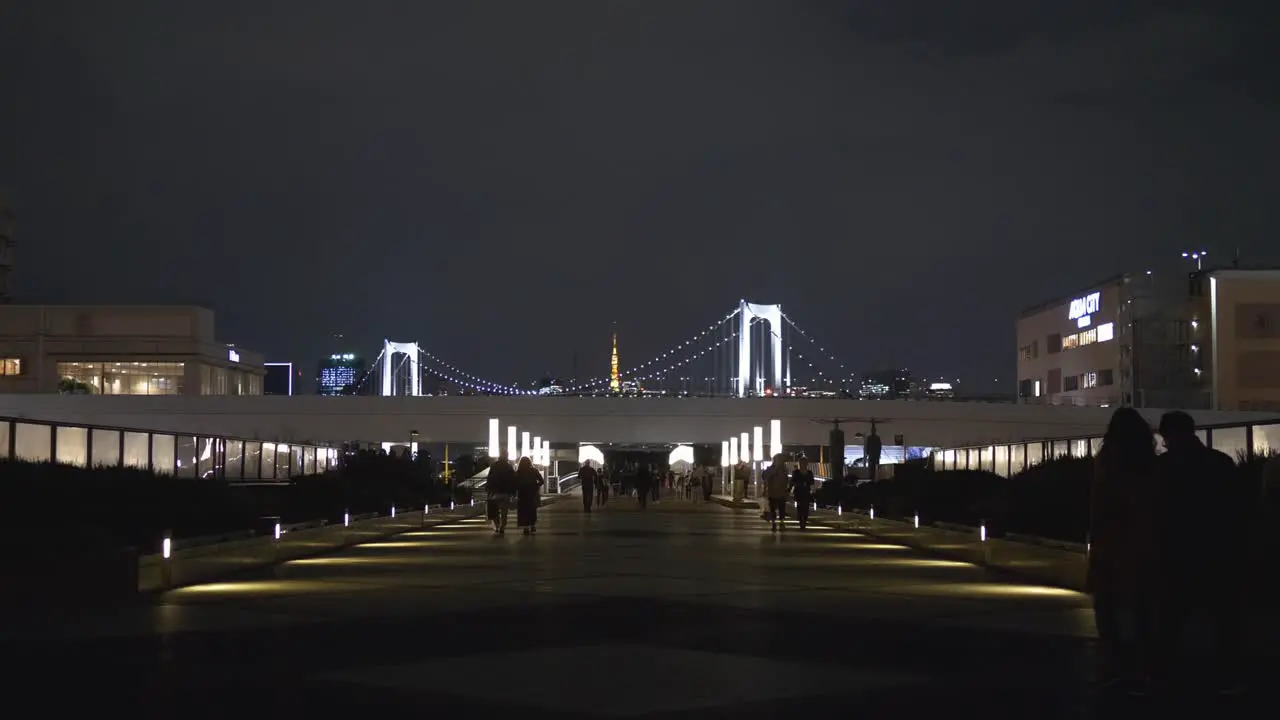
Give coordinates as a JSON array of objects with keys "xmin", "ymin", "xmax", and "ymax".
[{"xmin": 3, "ymin": 2, "xmax": 1276, "ymax": 393}]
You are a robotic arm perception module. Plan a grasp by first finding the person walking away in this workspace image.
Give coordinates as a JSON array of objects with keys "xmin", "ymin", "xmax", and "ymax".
[
  {"xmin": 598, "ymin": 467, "xmax": 610, "ymax": 507},
  {"xmin": 1153, "ymin": 410, "xmax": 1249, "ymax": 694},
  {"xmin": 579, "ymin": 461, "xmax": 599, "ymax": 514},
  {"xmin": 689, "ymin": 465, "xmax": 703, "ymax": 504},
  {"xmin": 703, "ymin": 464, "xmax": 715, "ymax": 502},
  {"xmin": 486, "ymin": 455, "xmax": 517, "ymax": 535},
  {"xmin": 790, "ymin": 457, "xmax": 816, "ymax": 529},
  {"xmin": 763, "ymin": 454, "xmax": 790, "ymax": 532},
  {"xmin": 634, "ymin": 463, "xmax": 652, "ymax": 510},
  {"xmin": 515, "ymin": 456, "xmax": 546, "ymax": 535},
  {"xmin": 1087, "ymin": 407, "xmax": 1159, "ymax": 693}
]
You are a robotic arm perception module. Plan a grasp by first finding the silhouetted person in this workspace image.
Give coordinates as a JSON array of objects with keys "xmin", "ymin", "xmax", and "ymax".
[
  {"xmin": 597, "ymin": 467, "xmax": 609, "ymax": 506},
  {"xmin": 790, "ymin": 457, "xmax": 816, "ymax": 529},
  {"xmin": 486, "ymin": 455, "xmax": 517, "ymax": 535},
  {"xmin": 634, "ymin": 463, "xmax": 653, "ymax": 509},
  {"xmin": 763, "ymin": 454, "xmax": 790, "ymax": 531},
  {"xmin": 864, "ymin": 430, "xmax": 882, "ymax": 481},
  {"xmin": 579, "ymin": 461, "xmax": 599, "ymax": 513},
  {"xmin": 515, "ymin": 456, "xmax": 545, "ymax": 535},
  {"xmin": 1088, "ymin": 407, "xmax": 1159, "ymax": 692},
  {"xmin": 1154, "ymin": 410, "xmax": 1247, "ymax": 693}
]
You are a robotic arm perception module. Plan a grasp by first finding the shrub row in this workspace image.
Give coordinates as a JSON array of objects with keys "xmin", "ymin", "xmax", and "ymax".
[
  {"xmin": 0, "ymin": 452, "xmax": 472, "ymax": 553},
  {"xmin": 814, "ymin": 454, "xmax": 1275, "ymax": 544}
]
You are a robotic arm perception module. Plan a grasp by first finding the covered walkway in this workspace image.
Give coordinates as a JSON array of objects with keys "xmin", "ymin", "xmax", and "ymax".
[{"xmin": 8, "ymin": 500, "xmax": 1120, "ymax": 716}]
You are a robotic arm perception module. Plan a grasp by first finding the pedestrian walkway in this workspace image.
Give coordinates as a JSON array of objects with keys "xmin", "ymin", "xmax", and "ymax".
[{"xmin": 2, "ymin": 500, "xmax": 1208, "ymax": 717}]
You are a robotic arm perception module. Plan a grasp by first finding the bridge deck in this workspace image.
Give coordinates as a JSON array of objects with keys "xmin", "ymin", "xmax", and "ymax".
[{"xmin": 8, "ymin": 499, "xmax": 1230, "ymax": 717}]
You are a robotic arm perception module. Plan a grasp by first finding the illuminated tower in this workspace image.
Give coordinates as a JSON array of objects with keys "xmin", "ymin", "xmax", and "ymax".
[{"xmin": 609, "ymin": 332, "xmax": 620, "ymax": 392}]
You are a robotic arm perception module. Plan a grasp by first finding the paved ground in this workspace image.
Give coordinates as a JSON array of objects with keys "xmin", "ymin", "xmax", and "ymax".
[{"xmin": 6, "ymin": 497, "xmax": 1264, "ymax": 717}]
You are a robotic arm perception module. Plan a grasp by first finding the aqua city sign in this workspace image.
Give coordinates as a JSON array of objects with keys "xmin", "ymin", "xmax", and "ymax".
[{"xmin": 1067, "ymin": 291, "xmax": 1100, "ymax": 328}]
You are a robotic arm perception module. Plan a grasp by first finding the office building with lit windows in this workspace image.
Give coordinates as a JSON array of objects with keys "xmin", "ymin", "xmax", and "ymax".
[
  {"xmin": 316, "ymin": 353, "xmax": 366, "ymax": 396},
  {"xmin": 1017, "ymin": 269, "xmax": 1280, "ymax": 411},
  {"xmin": 0, "ymin": 305, "xmax": 265, "ymax": 396}
]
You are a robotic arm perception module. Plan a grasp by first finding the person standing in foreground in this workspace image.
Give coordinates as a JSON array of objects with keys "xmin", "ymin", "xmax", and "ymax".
[
  {"xmin": 486, "ymin": 454, "xmax": 517, "ymax": 535},
  {"xmin": 789, "ymin": 457, "xmax": 816, "ymax": 530},
  {"xmin": 579, "ymin": 461, "xmax": 599, "ymax": 513},
  {"xmin": 1087, "ymin": 407, "xmax": 1159, "ymax": 693},
  {"xmin": 1153, "ymin": 410, "xmax": 1249, "ymax": 694},
  {"xmin": 763, "ymin": 454, "xmax": 790, "ymax": 532},
  {"xmin": 515, "ymin": 456, "xmax": 546, "ymax": 535}
]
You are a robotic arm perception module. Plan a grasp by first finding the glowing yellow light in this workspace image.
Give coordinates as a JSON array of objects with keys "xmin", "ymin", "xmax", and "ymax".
[{"xmin": 609, "ymin": 333, "xmax": 620, "ymax": 392}]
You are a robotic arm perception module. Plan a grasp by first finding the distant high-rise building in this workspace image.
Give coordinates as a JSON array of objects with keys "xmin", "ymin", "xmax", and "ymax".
[
  {"xmin": 264, "ymin": 362, "xmax": 295, "ymax": 395},
  {"xmin": 317, "ymin": 353, "xmax": 365, "ymax": 396},
  {"xmin": 0, "ymin": 196, "xmax": 13, "ymax": 303},
  {"xmin": 858, "ymin": 369, "xmax": 916, "ymax": 399}
]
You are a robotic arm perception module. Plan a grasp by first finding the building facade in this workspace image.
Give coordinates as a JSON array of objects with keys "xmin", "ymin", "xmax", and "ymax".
[
  {"xmin": 0, "ymin": 305, "xmax": 265, "ymax": 396},
  {"xmin": 1017, "ymin": 269, "xmax": 1280, "ymax": 411},
  {"xmin": 316, "ymin": 353, "xmax": 366, "ymax": 396}
]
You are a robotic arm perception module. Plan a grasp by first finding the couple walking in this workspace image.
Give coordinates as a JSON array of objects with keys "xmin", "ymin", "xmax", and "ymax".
[
  {"xmin": 761, "ymin": 454, "xmax": 816, "ymax": 531},
  {"xmin": 1088, "ymin": 408, "xmax": 1252, "ymax": 695},
  {"xmin": 485, "ymin": 455, "xmax": 546, "ymax": 536}
]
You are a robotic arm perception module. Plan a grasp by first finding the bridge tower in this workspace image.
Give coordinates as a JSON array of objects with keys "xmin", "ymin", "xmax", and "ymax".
[
  {"xmin": 381, "ymin": 340, "xmax": 422, "ymax": 397},
  {"xmin": 737, "ymin": 300, "xmax": 787, "ymax": 397}
]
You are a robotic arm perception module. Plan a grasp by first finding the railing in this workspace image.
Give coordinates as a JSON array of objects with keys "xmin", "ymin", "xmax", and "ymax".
[
  {"xmin": 0, "ymin": 414, "xmax": 341, "ymax": 481},
  {"xmin": 931, "ymin": 416, "xmax": 1280, "ymax": 476}
]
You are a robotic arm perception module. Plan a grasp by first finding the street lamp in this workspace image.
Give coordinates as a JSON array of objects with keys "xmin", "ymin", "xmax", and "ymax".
[{"xmin": 1182, "ymin": 250, "xmax": 1207, "ymax": 270}]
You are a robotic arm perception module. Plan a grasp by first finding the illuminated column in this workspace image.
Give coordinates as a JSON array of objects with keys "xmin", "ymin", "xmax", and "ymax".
[
  {"xmin": 487, "ymin": 418, "xmax": 500, "ymax": 459},
  {"xmin": 769, "ymin": 419, "xmax": 781, "ymax": 458},
  {"xmin": 532, "ymin": 436, "xmax": 541, "ymax": 464},
  {"xmin": 729, "ymin": 436, "xmax": 739, "ymax": 469},
  {"xmin": 521, "ymin": 431, "xmax": 531, "ymax": 460},
  {"xmin": 507, "ymin": 426, "xmax": 518, "ymax": 461},
  {"xmin": 541, "ymin": 439, "xmax": 550, "ymax": 468},
  {"xmin": 720, "ymin": 439, "xmax": 731, "ymax": 495},
  {"xmin": 753, "ymin": 426, "xmax": 764, "ymax": 462},
  {"xmin": 739, "ymin": 432, "xmax": 750, "ymax": 463}
]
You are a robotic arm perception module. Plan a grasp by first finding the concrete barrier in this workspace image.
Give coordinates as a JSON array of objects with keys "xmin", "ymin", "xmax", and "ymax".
[
  {"xmin": 812, "ymin": 510, "xmax": 1088, "ymax": 591},
  {"xmin": 138, "ymin": 505, "xmax": 484, "ymax": 593}
]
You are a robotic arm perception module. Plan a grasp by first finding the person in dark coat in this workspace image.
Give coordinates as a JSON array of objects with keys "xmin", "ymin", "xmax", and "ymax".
[
  {"xmin": 486, "ymin": 455, "xmax": 517, "ymax": 535},
  {"xmin": 579, "ymin": 461, "xmax": 599, "ymax": 513},
  {"xmin": 1087, "ymin": 407, "xmax": 1159, "ymax": 692},
  {"xmin": 633, "ymin": 463, "xmax": 653, "ymax": 509},
  {"xmin": 1153, "ymin": 410, "xmax": 1248, "ymax": 693},
  {"xmin": 790, "ymin": 457, "xmax": 816, "ymax": 529},
  {"xmin": 515, "ymin": 456, "xmax": 545, "ymax": 535}
]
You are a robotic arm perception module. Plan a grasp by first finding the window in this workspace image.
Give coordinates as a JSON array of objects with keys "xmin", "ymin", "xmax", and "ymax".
[
  {"xmin": 1078, "ymin": 328, "xmax": 1098, "ymax": 346},
  {"xmin": 1099, "ymin": 369, "xmax": 1114, "ymax": 386},
  {"xmin": 0, "ymin": 358, "xmax": 21, "ymax": 376},
  {"xmin": 1097, "ymin": 322, "xmax": 1115, "ymax": 342},
  {"xmin": 1019, "ymin": 345, "xmax": 1034, "ymax": 361},
  {"xmin": 57, "ymin": 362, "xmax": 185, "ymax": 395},
  {"xmin": 1018, "ymin": 379, "xmax": 1033, "ymax": 397},
  {"xmin": 1062, "ymin": 334, "xmax": 1079, "ymax": 350},
  {"xmin": 1063, "ymin": 375, "xmax": 1080, "ymax": 392},
  {"xmin": 1047, "ymin": 334, "xmax": 1062, "ymax": 354},
  {"xmin": 1082, "ymin": 371, "xmax": 1098, "ymax": 389}
]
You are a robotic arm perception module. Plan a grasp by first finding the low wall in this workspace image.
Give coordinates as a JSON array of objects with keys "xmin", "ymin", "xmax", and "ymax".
[
  {"xmin": 810, "ymin": 510, "xmax": 1088, "ymax": 591},
  {"xmin": 138, "ymin": 504, "xmax": 484, "ymax": 592}
]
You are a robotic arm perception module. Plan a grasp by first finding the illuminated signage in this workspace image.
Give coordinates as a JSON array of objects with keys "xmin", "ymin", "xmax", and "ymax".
[
  {"xmin": 330, "ymin": 353, "xmax": 356, "ymax": 361},
  {"xmin": 228, "ymin": 349, "xmax": 240, "ymax": 363},
  {"xmin": 1068, "ymin": 292, "xmax": 1100, "ymax": 321}
]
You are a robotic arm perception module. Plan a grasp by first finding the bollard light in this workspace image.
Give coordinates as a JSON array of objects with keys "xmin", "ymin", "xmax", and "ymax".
[
  {"xmin": 274, "ymin": 522, "xmax": 282, "ymax": 540},
  {"xmin": 837, "ymin": 504, "xmax": 842, "ymax": 516},
  {"xmin": 869, "ymin": 504, "xmax": 875, "ymax": 520},
  {"xmin": 344, "ymin": 511, "xmax": 350, "ymax": 527},
  {"xmin": 980, "ymin": 522, "xmax": 987, "ymax": 543},
  {"xmin": 391, "ymin": 505, "xmax": 396, "ymax": 518},
  {"xmin": 424, "ymin": 504, "xmax": 429, "ymax": 515},
  {"xmin": 913, "ymin": 512, "xmax": 919, "ymax": 529},
  {"xmin": 471, "ymin": 497, "xmax": 475, "ymax": 507},
  {"xmin": 162, "ymin": 536, "xmax": 172, "ymax": 560},
  {"xmin": 450, "ymin": 500, "xmax": 455, "ymax": 511},
  {"xmin": 812, "ymin": 501, "xmax": 817, "ymax": 511}
]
